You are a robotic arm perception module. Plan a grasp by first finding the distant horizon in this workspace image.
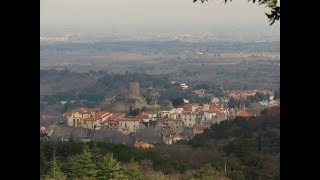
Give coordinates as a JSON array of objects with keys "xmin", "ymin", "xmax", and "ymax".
[
  {"xmin": 41, "ymin": 23, "xmax": 279, "ymax": 36},
  {"xmin": 41, "ymin": 0, "xmax": 279, "ymax": 36}
]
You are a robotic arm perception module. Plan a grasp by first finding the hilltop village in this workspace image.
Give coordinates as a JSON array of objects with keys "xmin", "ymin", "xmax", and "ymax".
[{"xmin": 41, "ymin": 81, "xmax": 279, "ymax": 146}]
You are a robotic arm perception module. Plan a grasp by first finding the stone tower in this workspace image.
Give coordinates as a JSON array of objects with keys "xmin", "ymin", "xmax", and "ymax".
[
  {"xmin": 129, "ymin": 82, "xmax": 139, "ymax": 99},
  {"xmin": 239, "ymin": 101, "xmax": 246, "ymax": 111}
]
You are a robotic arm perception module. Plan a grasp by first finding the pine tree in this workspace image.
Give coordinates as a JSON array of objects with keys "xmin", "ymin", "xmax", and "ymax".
[
  {"xmin": 96, "ymin": 153, "xmax": 126, "ymax": 180},
  {"xmin": 92, "ymin": 142, "xmax": 102, "ymax": 163},
  {"xmin": 122, "ymin": 158, "xmax": 144, "ymax": 180},
  {"xmin": 69, "ymin": 144, "xmax": 98, "ymax": 179},
  {"xmin": 40, "ymin": 149, "xmax": 48, "ymax": 176},
  {"xmin": 45, "ymin": 149, "xmax": 65, "ymax": 180}
]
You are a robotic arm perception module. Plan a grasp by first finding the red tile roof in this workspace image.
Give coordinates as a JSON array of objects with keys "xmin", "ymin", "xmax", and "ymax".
[
  {"xmin": 95, "ymin": 111, "xmax": 110, "ymax": 118},
  {"xmin": 135, "ymin": 114, "xmax": 149, "ymax": 119},
  {"xmin": 205, "ymin": 108, "xmax": 221, "ymax": 114},
  {"xmin": 108, "ymin": 113, "xmax": 125, "ymax": 120},
  {"xmin": 237, "ymin": 111, "xmax": 251, "ymax": 117},
  {"xmin": 181, "ymin": 103, "xmax": 198, "ymax": 111},
  {"xmin": 84, "ymin": 117, "xmax": 100, "ymax": 121}
]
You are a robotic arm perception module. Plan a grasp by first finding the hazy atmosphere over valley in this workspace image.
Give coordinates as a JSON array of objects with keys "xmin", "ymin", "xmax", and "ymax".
[{"xmin": 40, "ymin": 1, "xmax": 280, "ymax": 180}]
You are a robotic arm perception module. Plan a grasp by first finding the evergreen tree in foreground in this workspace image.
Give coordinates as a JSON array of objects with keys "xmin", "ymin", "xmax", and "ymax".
[
  {"xmin": 92, "ymin": 142, "xmax": 103, "ymax": 163},
  {"xmin": 122, "ymin": 158, "xmax": 144, "ymax": 180},
  {"xmin": 45, "ymin": 149, "xmax": 65, "ymax": 180},
  {"xmin": 97, "ymin": 153, "xmax": 126, "ymax": 180},
  {"xmin": 69, "ymin": 144, "xmax": 98, "ymax": 179}
]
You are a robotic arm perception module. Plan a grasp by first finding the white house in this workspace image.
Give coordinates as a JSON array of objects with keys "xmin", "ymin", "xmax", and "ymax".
[
  {"xmin": 159, "ymin": 110, "xmax": 170, "ymax": 118},
  {"xmin": 181, "ymin": 111, "xmax": 196, "ymax": 127},
  {"xmin": 143, "ymin": 111, "xmax": 157, "ymax": 121},
  {"xmin": 204, "ymin": 109, "xmax": 218, "ymax": 120},
  {"xmin": 180, "ymin": 83, "xmax": 188, "ymax": 90}
]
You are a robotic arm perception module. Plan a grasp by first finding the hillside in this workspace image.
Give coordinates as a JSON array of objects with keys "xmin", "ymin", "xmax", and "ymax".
[{"xmin": 40, "ymin": 107, "xmax": 279, "ymax": 179}]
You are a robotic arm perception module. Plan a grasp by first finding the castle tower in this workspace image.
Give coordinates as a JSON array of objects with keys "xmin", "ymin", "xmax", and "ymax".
[
  {"xmin": 129, "ymin": 82, "xmax": 140, "ymax": 99},
  {"xmin": 240, "ymin": 102, "xmax": 246, "ymax": 111}
]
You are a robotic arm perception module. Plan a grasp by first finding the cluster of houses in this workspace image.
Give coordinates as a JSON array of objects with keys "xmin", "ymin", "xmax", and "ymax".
[
  {"xmin": 41, "ymin": 86, "xmax": 279, "ymax": 145},
  {"xmin": 62, "ymin": 100, "xmax": 258, "ymax": 145}
]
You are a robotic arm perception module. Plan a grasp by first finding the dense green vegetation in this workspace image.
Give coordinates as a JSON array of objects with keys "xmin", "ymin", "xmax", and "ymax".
[
  {"xmin": 40, "ymin": 142, "xmax": 228, "ymax": 179},
  {"xmin": 40, "ymin": 70, "xmax": 226, "ymax": 114},
  {"xmin": 40, "ymin": 107, "xmax": 279, "ymax": 179},
  {"xmin": 188, "ymin": 107, "xmax": 280, "ymax": 179}
]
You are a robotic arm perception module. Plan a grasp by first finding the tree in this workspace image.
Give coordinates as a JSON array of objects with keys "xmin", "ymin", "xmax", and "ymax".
[
  {"xmin": 255, "ymin": 92, "xmax": 269, "ymax": 101},
  {"xmin": 193, "ymin": 163, "xmax": 227, "ymax": 179},
  {"xmin": 193, "ymin": 0, "xmax": 280, "ymax": 25},
  {"xmin": 228, "ymin": 97, "xmax": 240, "ymax": 108},
  {"xmin": 170, "ymin": 97, "xmax": 184, "ymax": 107},
  {"xmin": 40, "ymin": 149, "xmax": 48, "ymax": 176},
  {"xmin": 274, "ymin": 88, "xmax": 280, "ymax": 99},
  {"xmin": 145, "ymin": 96, "xmax": 153, "ymax": 104},
  {"xmin": 228, "ymin": 170, "xmax": 246, "ymax": 180},
  {"xmin": 130, "ymin": 108, "xmax": 141, "ymax": 117},
  {"xmin": 69, "ymin": 144, "xmax": 98, "ymax": 178},
  {"xmin": 96, "ymin": 153, "xmax": 126, "ymax": 180},
  {"xmin": 257, "ymin": 131, "xmax": 262, "ymax": 152},
  {"xmin": 141, "ymin": 106, "xmax": 147, "ymax": 113},
  {"xmin": 122, "ymin": 158, "xmax": 144, "ymax": 180},
  {"xmin": 92, "ymin": 143, "xmax": 103, "ymax": 163},
  {"xmin": 45, "ymin": 149, "xmax": 66, "ymax": 180}
]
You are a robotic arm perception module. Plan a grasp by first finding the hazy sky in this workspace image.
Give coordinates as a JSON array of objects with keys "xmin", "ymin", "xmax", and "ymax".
[{"xmin": 40, "ymin": 0, "xmax": 278, "ymax": 33}]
